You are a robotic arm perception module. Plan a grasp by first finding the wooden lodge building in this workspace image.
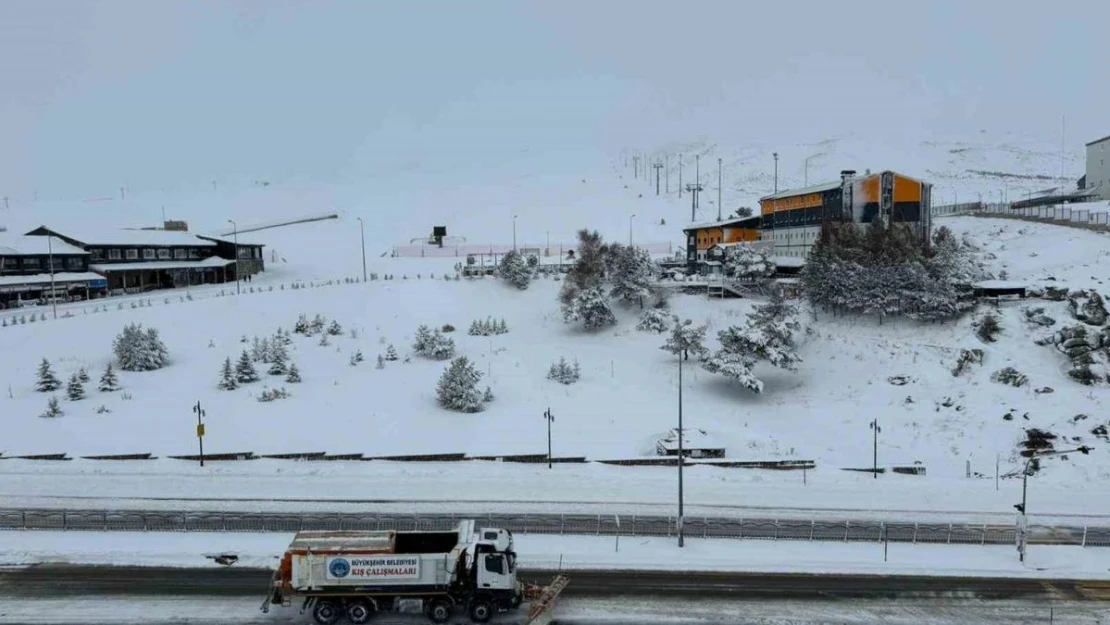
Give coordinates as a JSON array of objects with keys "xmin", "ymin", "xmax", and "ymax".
[{"xmin": 0, "ymin": 223, "xmax": 264, "ymax": 309}]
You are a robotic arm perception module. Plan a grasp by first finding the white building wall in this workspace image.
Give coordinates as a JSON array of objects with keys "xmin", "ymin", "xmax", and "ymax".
[{"xmin": 1087, "ymin": 137, "xmax": 1110, "ymax": 201}]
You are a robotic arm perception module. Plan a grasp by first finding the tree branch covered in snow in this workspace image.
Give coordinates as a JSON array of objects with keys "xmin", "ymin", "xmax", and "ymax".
[
  {"xmin": 702, "ymin": 288, "xmax": 801, "ymax": 393},
  {"xmin": 498, "ymin": 249, "xmax": 533, "ymax": 289},
  {"xmin": 435, "ymin": 356, "xmax": 486, "ymax": 412},
  {"xmin": 112, "ymin": 323, "xmax": 169, "ymax": 372}
]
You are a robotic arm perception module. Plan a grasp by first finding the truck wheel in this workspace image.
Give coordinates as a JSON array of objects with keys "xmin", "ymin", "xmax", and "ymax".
[
  {"xmin": 425, "ymin": 598, "xmax": 453, "ymax": 624},
  {"xmin": 312, "ymin": 600, "xmax": 341, "ymax": 625},
  {"xmin": 346, "ymin": 600, "xmax": 375, "ymax": 624},
  {"xmin": 468, "ymin": 598, "xmax": 494, "ymax": 623}
]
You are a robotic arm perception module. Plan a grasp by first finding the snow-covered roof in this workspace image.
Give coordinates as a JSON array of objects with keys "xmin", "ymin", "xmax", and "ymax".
[
  {"xmin": 775, "ymin": 256, "xmax": 806, "ymax": 267},
  {"xmin": 760, "ymin": 180, "xmax": 842, "ymax": 202},
  {"xmin": 973, "ymin": 280, "xmax": 1027, "ymax": 289},
  {"xmin": 90, "ymin": 256, "xmax": 234, "ymax": 272},
  {"xmin": 0, "ymin": 235, "xmax": 88, "ymax": 256},
  {"xmin": 656, "ymin": 427, "xmax": 724, "ymax": 451},
  {"xmin": 196, "ymin": 234, "xmax": 267, "ymax": 247},
  {"xmin": 682, "ymin": 216, "xmax": 761, "ymax": 232},
  {"xmin": 28, "ymin": 226, "xmax": 217, "ymax": 247},
  {"xmin": 0, "ymin": 271, "xmax": 105, "ymax": 287}
]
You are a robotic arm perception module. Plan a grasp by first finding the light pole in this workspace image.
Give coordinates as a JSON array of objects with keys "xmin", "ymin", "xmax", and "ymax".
[
  {"xmin": 629, "ymin": 214, "xmax": 636, "ymax": 247},
  {"xmin": 193, "ymin": 401, "xmax": 206, "ymax": 467},
  {"xmin": 46, "ymin": 234, "xmax": 57, "ymax": 319},
  {"xmin": 512, "ymin": 215, "xmax": 518, "ymax": 252},
  {"xmin": 773, "ymin": 152, "xmax": 779, "ymax": 194},
  {"xmin": 227, "ymin": 220, "xmax": 240, "ymax": 294},
  {"xmin": 677, "ymin": 350, "xmax": 685, "ymax": 548},
  {"xmin": 545, "ymin": 231, "xmax": 550, "ymax": 257},
  {"xmin": 543, "ymin": 408, "xmax": 554, "ymax": 469},
  {"xmin": 717, "ymin": 157, "xmax": 722, "ymax": 221},
  {"xmin": 869, "ymin": 419, "xmax": 881, "ymax": 479},
  {"xmin": 1014, "ymin": 446, "xmax": 1092, "ymax": 563},
  {"xmin": 356, "ymin": 217, "xmax": 367, "ymax": 282}
]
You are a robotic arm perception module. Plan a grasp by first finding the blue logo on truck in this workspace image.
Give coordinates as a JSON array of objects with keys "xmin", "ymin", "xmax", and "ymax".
[{"xmin": 329, "ymin": 558, "xmax": 351, "ymax": 578}]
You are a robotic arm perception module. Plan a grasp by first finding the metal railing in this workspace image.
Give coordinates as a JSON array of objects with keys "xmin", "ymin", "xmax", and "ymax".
[
  {"xmin": 2, "ymin": 508, "xmax": 1108, "ymax": 548},
  {"xmin": 933, "ymin": 201, "xmax": 1110, "ymax": 229}
]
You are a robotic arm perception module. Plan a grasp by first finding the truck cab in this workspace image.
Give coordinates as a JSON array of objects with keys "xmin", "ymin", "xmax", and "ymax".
[{"xmin": 471, "ymin": 528, "xmax": 522, "ymax": 613}]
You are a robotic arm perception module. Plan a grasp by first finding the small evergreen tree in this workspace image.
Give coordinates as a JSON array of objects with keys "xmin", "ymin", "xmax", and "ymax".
[
  {"xmin": 413, "ymin": 325, "xmax": 432, "ymax": 354},
  {"xmin": 98, "ymin": 363, "xmax": 120, "ymax": 392},
  {"xmin": 41, "ymin": 395, "xmax": 63, "ymax": 418},
  {"xmin": 547, "ymin": 357, "xmax": 581, "ymax": 384},
  {"xmin": 482, "ymin": 386, "xmax": 494, "ymax": 402},
  {"xmin": 66, "ymin": 373, "xmax": 85, "ymax": 400},
  {"xmin": 661, "ymin": 317, "xmax": 708, "ymax": 361},
  {"xmin": 218, "ymin": 357, "xmax": 239, "ymax": 390},
  {"xmin": 385, "ymin": 344, "xmax": 399, "ymax": 361},
  {"xmin": 702, "ymin": 289, "xmax": 802, "ymax": 393},
  {"xmin": 637, "ymin": 308, "xmax": 669, "ymax": 333},
  {"xmin": 435, "ymin": 356, "xmax": 484, "ymax": 412},
  {"xmin": 376, "ymin": 354, "xmax": 385, "ymax": 369},
  {"xmin": 113, "ymin": 323, "xmax": 168, "ymax": 372},
  {"xmin": 318, "ymin": 333, "xmax": 330, "ymax": 347},
  {"xmin": 496, "ymin": 318, "xmax": 508, "ymax": 334},
  {"xmin": 285, "ymin": 363, "xmax": 302, "ymax": 383},
  {"xmin": 35, "ymin": 358, "xmax": 62, "ymax": 392},
  {"xmin": 426, "ymin": 330, "xmax": 456, "ymax": 360},
  {"xmin": 977, "ymin": 313, "xmax": 1001, "ymax": 343},
  {"xmin": 77, "ymin": 366, "xmax": 90, "ymax": 384},
  {"xmin": 498, "ymin": 249, "xmax": 533, "ymax": 289},
  {"xmin": 235, "ymin": 350, "xmax": 259, "ymax": 383},
  {"xmin": 267, "ymin": 348, "xmax": 288, "ymax": 376},
  {"xmin": 309, "ymin": 314, "xmax": 327, "ymax": 334},
  {"xmin": 562, "ymin": 286, "xmax": 617, "ymax": 330},
  {"xmin": 327, "ymin": 320, "xmax": 343, "ymax": 336},
  {"xmin": 293, "ymin": 314, "xmax": 310, "ymax": 335}
]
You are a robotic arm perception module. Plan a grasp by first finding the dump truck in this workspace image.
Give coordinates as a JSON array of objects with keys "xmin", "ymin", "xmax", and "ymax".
[{"xmin": 261, "ymin": 520, "xmax": 568, "ymax": 624}]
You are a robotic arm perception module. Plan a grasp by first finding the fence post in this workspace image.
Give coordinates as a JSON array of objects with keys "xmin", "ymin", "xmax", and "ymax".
[
  {"xmin": 703, "ymin": 517, "xmax": 707, "ymax": 539},
  {"xmin": 62, "ymin": 512, "xmax": 67, "ymax": 531},
  {"xmin": 947, "ymin": 523, "xmax": 952, "ymax": 544},
  {"xmin": 844, "ymin": 521, "xmax": 849, "ymax": 542},
  {"xmin": 739, "ymin": 518, "xmax": 743, "ymax": 539},
  {"xmin": 774, "ymin": 520, "xmax": 779, "ymax": 541},
  {"xmin": 21, "ymin": 511, "xmax": 25, "ymax": 530},
  {"xmin": 810, "ymin": 520, "xmax": 815, "ymax": 541},
  {"xmin": 913, "ymin": 523, "xmax": 918, "ymax": 544},
  {"xmin": 879, "ymin": 522, "xmax": 885, "ymax": 543},
  {"xmin": 596, "ymin": 514, "xmax": 601, "ymax": 536},
  {"xmin": 1082, "ymin": 526, "xmax": 1088, "ymax": 547},
  {"xmin": 523, "ymin": 514, "xmax": 529, "ymax": 535},
  {"xmin": 981, "ymin": 523, "xmax": 986, "ymax": 545},
  {"xmin": 560, "ymin": 514, "xmax": 565, "ymax": 535}
]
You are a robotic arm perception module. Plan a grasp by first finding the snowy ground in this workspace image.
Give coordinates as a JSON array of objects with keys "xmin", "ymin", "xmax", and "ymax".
[{"xmin": 3, "ymin": 531, "xmax": 1110, "ymax": 579}]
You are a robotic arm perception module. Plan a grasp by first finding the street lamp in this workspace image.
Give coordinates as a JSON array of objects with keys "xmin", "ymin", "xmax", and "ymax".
[
  {"xmin": 46, "ymin": 234, "xmax": 57, "ymax": 320},
  {"xmin": 543, "ymin": 408, "xmax": 554, "ymax": 469},
  {"xmin": 869, "ymin": 419, "xmax": 881, "ymax": 479},
  {"xmin": 773, "ymin": 152, "xmax": 779, "ymax": 194},
  {"xmin": 227, "ymin": 219, "xmax": 240, "ymax": 295},
  {"xmin": 512, "ymin": 215, "xmax": 518, "ymax": 252},
  {"xmin": 629, "ymin": 214, "xmax": 636, "ymax": 247},
  {"xmin": 1014, "ymin": 446, "xmax": 1093, "ymax": 563},
  {"xmin": 677, "ymin": 350, "xmax": 685, "ymax": 548},
  {"xmin": 717, "ymin": 158, "xmax": 722, "ymax": 221},
  {"xmin": 356, "ymin": 217, "xmax": 367, "ymax": 282}
]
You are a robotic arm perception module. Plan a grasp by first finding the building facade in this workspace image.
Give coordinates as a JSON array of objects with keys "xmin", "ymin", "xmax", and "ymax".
[
  {"xmin": 681, "ymin": 215, "xmax": 761, "ymax": 264},
  {"xmin": 0, "ymin": 235, "xmax": 107, "ymax": 308},
  {"xmin": 1086, "ymin": 134, "xmax": 1110, "ymax": 201}
]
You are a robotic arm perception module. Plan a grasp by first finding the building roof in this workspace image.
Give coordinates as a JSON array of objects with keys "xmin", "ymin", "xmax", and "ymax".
[
  {"xmin": 26, "ymin": 226, "xmax": 217, "ymax": 248},
  {"xmin": 682, "ymin": 215, "xmax": 762, "ymax": 232},
  {"xmin": 0, "ymin": 235, "xmax": 89, "ymax": 256},
  {"xmin": 0, "ymin": 271, "xmax": 105, "ymax": 288},
  {"xmin": 90, "ymin": 256, "xmax": 234, "ymax": 272},
  {"xmin": 195, "ymin": 234, "xmax": 266, "ymax": 247},
  {"xmin": 1086, "ymin": 134, "xmax": 1110, "ymax": 147},
  {"xmin": 760, "ymin": 180, "xmax": 842, "ymax": 202}
]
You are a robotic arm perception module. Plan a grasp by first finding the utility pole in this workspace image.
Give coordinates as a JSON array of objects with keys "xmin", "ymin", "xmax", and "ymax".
[
  {"xmin": 356, "ymin": 217, "xmax": 367, "ymax": 282},
  {"xmin": 677, "ymin": 350, "xmax": 685, "ymax": 548},
  {"xmin": 665, "ymin": 155, "xmax": 670, "ymax": 193},
  {"xmin": 773, "ymin": 152, "xmax": 779, "ymax": 194},
  {"xmin": 870, "ymin": 418, "xmax": 881, "ymax": 479},
  {"xmin": 193, "ymin": 401, "xmax": 206, "ymax": 467},
  {"xmin": 543, "ymin": 408, "xmax": 554, "ymax": 469},
  {"xmin": 47, "ymin": 235, "xmax": 57, "ymax": 320},
  {"xmin": 632, "ymin": 155, "xmax": 639, "ymax": 179},
  {"xmin": 512, "ymin": 215, "xmax": 518, "ymax": 252},
  {"xmin": 717, "ymin": 157, "xmax": 723, "ymax": 221},
  {"xmin": 685, "ymin": 183, "xmax": 703, "ymax": 222},
  {"xmin": 695, "ymin": 155, "xmax": 700, "ymax": 210},
  {"xmin": 653, "ymin": 162, "xmax": 663, "ymax": 195},
  {"xmin": 1015, "ymin": 446, "xmax": 1092, "ymax": 563},
  {"xmin": 228, "ymin": 220, "xmax": 241, "ymax": 295},
  {"xmin": 629, "ymin": 214, "xmax": 636, "ymax": 247},
  {"xmin": 678, "ymin": 154, "xmax": 683, "ymax": 198}
]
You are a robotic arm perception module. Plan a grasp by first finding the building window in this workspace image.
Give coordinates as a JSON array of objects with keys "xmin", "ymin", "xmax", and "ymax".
[
  {"xmin": 108, "ymin": 249, "xmax": 121, "ymax": 260},
  {"xmin": 49, "ymin": 257, "xmax": 64, "ymax": 271},
  {"xmin": 238, "ymin": 247, "xmax": 251, "ymax": 259},
  {"xmin": 157, "ymin": 249, "xmax": 171, "ymax": 260},
  {"xmin": 143, "ymin": 249, "xmax": 155, "ymax": 260},
  {"xmin": 174, "ymin": 249, "xmax": 187, "ymax": 260},
  {"xmin": 23, "ymin": 257, "xmax": 41, "ymax": 269},
  {"xmin": 254, "ymin": 248, "xmax": 261, "ymax": 259},
  {"xmin": 125, "ymin": 249, "xmax": 138, "ymax": 260},
  {"xmin": 89, "ymin": 249, "xmax": 104, "ymax": 261},
  {"xmin": 188, "ymin": 249, "xmax": 199, "ymax": 259},
  {"xmin": 0, "ymin": 257, "xmax": 17, "ymax": 270},
  {"xmin": 66, "ymin": 257, "xmax": 82, "ymax": 270}
]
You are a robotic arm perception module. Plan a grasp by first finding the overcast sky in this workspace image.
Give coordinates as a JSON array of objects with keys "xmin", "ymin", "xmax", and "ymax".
[{"xmin": 2, "ymin": 0, "xmax": 1106, "ymax": 199}]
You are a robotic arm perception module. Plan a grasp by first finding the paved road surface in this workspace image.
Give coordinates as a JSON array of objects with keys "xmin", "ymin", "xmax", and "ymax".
[{"xmin": 4, "ymin": 565, "xmax": 1110, "ymax": 602}]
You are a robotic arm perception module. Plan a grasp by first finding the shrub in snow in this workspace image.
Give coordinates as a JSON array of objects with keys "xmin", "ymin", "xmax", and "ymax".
[
  {"xmin": 413, "ymin": 325, "xmax": 432, "ymax": 353},
  {"xmin": 349, "ymin": 350, "xmax": 364, "ymax": 366},
  {"xmin": 35, "ymin": 358, "xmax": 61, "ymax": 392},
  {"xmin": 285, "ymin": 363, "xmax": 302, "ymax": 383},
  {"xmin": 723, "ymin": 245, "xmax": 775, "ymax": 281},
  {"xmin": 318, "ymin": 333, "xmax": 330, "ymax": 347},
  {"xmin": 482, "ymin": 386, "xmax": 494, "ymax": 402},
  {"xmin": 95, "ymin": 404, "xmax": 110, "ymax": 414},
  {"xmin": 1067, "ymin": 289, "xmax": 1108, "ymax": 326},
  {"xmin": 990, "ymin": 367, "xmax": 1028, "ymax": 387},
  {"xmin": 98, "ymin": 363, "xmax": 120, "ymax": 392},
  {"xmin": 441, "ymin": 324, "xmax": 455, "ymax": 333},
  {"xmin": 547, "ymin": 357, "xmax": 581, "ymax": 385},
  {"xmin": 637, "ymin": 308, "xmax": 669, "ymax": 333},
  {"xmin": 310, "ymin": 314, "xmax": 326, "ymax": 335},
  {"xmin": 1023, "ymin": 306, "xmax": 1055, "ymax": 327},
  {"xmin": 327, "ymin": 320, "xmax": 343, "ymax": 336},
  {"xmin": 436, "ymin": 356, "xmax": 485, "ymax": 413},
  {"xmin": 257, "ymin": 387, "xmax": 291, "ymax": 402},
  {"xmin": 702, "ymin": 289, "xmax": 802, "ymax": 394},
  {"xmin": 498, "ymin": 249, "xmax": 533, "ymax": 289},
  {"xmin": 41, "ymin": 395, "xmax": 63, "ymax": 418},
  {"xmin": 562, "ymin": 286, "xmax": 616, "ymax": 330},
  {"xmin": 112, "ymin": 323, "xmax": 169, "ymax": 372},
  {"xmin": 661, "ymin": 317, "xmax": 708, "ymax": 361},
  {"xmin": 1043, "ymin": 286, "xmax": 1069, "ymax": 301},
  {"xmin": 293, "ymin": 314, "xmax": 310, "ymax": 335},
  {"xmin": 376, "ymin": 354, "xmax": 385, "ymax": 369},
  {"xmin": 235, "ymin": 350, "xmax": 259, "ymax": 384},
  {"xmin": 976, "ymin": 314, "xmax": 1001, "ymax": 343},
  {"xmin": 426, "ymin": 330, "xmax": 456, "ymax": 360},
  {"xmin": 385, "ymin": 344, "xmax": 399, "ymax": 361},
  {"xmin": 66, "ymin": 374, "xmax": 86, "ymax": 401},
  {"xmin": 951, "ymin": 348, "xmax": 984, "ymax": 377},
  {"xmin": 218, "ymin": 358, "xmax": 239, "ymax": 390}
]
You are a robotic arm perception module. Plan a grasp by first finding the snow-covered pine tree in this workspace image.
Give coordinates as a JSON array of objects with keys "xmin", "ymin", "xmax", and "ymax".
[
  {"xmin": 435, "ymin": 356, "xmax": 484, "ymax": 412},
  {"xmin": 66, "ymin": 373, "xmax": 85, "ymax": 400},
  {"xmin": 77, "ymin": 366, "xmax": 90, "ymax": 384},
  {"xmin": 98, "ymin": 363, "xmax": 120, "ymax": 392},
  {"xmin": 250, "ymin": 336, "xmax": 264, "ymax": 361},
  {"xmin": 562, "ymin": 286, "xmax": 617, "ymax": 330},
  {"xmin": 112, "ymin": 323, "xmax": 142, "ymax": 371},
  {"xmin": 482, "ymin": 386, "xmax": 494, "ymax": 402},
  {"xmin": 609, "ymin": 245, "xmax": 657, "ymax": 308},
  {"xmin": 724, "ymin": 245, "xmax": 775, "ymax": 281},
  {"xmin": 285, "ymin": 363, "xmax": 302, "ymax": 383},
  {"xmin": 318, "ymin": 332, "xmax": 330, "ymax": 347},
  {"xmin": 426, "ymin": 329, "xmax": 456, "ymax": 360},
  {"xmin": 267, "ymin": 347, "xmax": 288, "ymax": 376},
  {"xmin": 235, "ymin": 350, "xmax": 259, "ymax": 383},
  {"xmin": 376, "ymin": 354, "xmax": 385, "ymax": 369},
  {"xmin": 327, "ymin": 320, "xmax": 343, "ymax": 336},
  {"xmin": 467, "ymin": 320, "xmax": 482, "ymax": 336},
  {"xmin": 498, "ymin": 249, "xmax": 532, "ymax": 289},
  {"xmin": 637, "ymin": 308, "xmax": 669, "ymax": 333},
  {"xmin": 140, "ymin": 327, "xmax": 169, "ymax": 371},
  {"xmin": 309, "ymin": 314, "xmax": 326, "ymax": 335},
  {"xmin": 661, "ymin": 317, "xmax": 708, "ymax": 361},
  {"xmin": 977, "ymin": 313, "xmax": 1001, "ymax": 343},
  {"xmin": 35, "ymin": 358, "xmax": 61, "ymax": 392},
  {"xmin": 413, "ymin": 325, "xmax": 432, "ymax": 355},
  {"xmin": 558, "ymin": 229, "xmax": 608, "ymax": 312},
  {"xmin": 701, "ymin": 329, "xmax": 762, "ymax": 392},
  {"xmin": 385, "ymin": 344, "xmax": 398, "ymax": 361},
  {"xmin": 41, "ymin": 395, "xmax": 63, "ymax": 418},
  {"xmin": 259, "ymin": 337, "xmax": 274, "ymax": 363},
  {"xmin": 496, "ymin": 318, "xmax": 508, "ymax": 334},
  {"xmin": 218, "ymin": 357, "xmax": 239, "ymax": 390},
  {"xmin": 703, "ymin": 288, "xmax": 802, "ymax": 393},
  {"xmin": 294, "ymin": 314, "xmax": 310, "ymax": 335}
]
